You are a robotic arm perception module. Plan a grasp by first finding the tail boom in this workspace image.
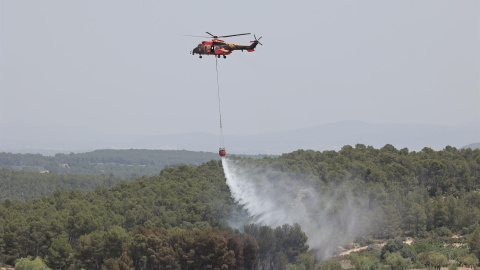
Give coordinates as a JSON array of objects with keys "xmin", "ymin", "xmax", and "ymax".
[{"xmin": 227, "ymin": 41, "xmax": 259, "ymax": 52}]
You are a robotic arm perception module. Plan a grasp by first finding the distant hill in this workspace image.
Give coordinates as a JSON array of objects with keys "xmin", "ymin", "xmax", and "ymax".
[
  {"xmin": 0, "ymin": 149, "xmax": 219, "ymax": 177},
  {"xmin": 462, "ymin": 142, "xmax": 480, "ymax": 149},
  {"xmin": 1, "ymin": 121, "xmax": 479, "ymax": 155},
  {"xmin": 131, "ymin": 121, "xmax": 480, "ymax": 155}
]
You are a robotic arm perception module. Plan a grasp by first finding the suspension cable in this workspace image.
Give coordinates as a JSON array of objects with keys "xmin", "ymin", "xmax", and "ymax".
[{"xmin": 215, "ymin": 57, "xmax": 225, "ymax": 149}]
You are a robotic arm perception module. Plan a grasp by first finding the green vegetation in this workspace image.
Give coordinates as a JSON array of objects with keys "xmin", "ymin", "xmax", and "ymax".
[
  {"xmin": 0, "ymin": 149, "xmax": 221, "ymax": 201},
  {"xmin": 0, "ymin": 149, "xmax": 219, "ymax": 177},
  {"xmin": 15, "ymin": 257, "xmax": 51, "ymax": 270},
  {"xmin": 0, "ymin": 160, "xmax": 310, "ymax": 269},
  {"xmin": 0, "ymin": 169, "xmax": 123, "ymax": 201},
  {"xmin": 0, "ymin": 145, "xmax": 479, "ymax": 269}
]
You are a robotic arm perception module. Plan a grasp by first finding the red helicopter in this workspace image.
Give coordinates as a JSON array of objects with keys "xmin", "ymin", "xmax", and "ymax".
[{"xmin": 188, "ymin": 32, "xmax": 262, "ymax": 58}]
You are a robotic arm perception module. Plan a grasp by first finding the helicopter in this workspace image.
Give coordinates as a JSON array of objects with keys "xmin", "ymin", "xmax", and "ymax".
[{"xmin": 188, "ymin": 32, "xmax": 262, "ymax": 58}]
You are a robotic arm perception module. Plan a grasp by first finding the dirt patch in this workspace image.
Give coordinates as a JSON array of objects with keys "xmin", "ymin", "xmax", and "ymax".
[
  {"xmin": 339, "ymin": 242, "xmax": 385, "ymax": 256},
  {"xmin": 339, "ymin": 246, "xmax": 369, "ymax": 256},
  {"xmin": 404, "ymin": 237, "xmax": 413, "ymax": 245},
  {"xmin": 446, "ymin": 243, "xmax": 465, "ymax": 247}
]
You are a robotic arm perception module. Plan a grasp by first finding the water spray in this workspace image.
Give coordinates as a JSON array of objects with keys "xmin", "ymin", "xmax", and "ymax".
[{"xmin": 222, "ymin": 157, "xmax": 369, "ymax": 260}]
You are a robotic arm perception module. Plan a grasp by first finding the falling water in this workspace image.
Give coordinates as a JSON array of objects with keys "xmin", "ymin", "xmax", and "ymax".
[{"xmin": 221, "ymin": 157, "xmax": 369, "ymax": 260}]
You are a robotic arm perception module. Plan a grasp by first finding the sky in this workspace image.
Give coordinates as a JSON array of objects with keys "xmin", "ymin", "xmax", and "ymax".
[{"xmin": 1, "ymin": 0, "xmax": 479, "ymax": 138}]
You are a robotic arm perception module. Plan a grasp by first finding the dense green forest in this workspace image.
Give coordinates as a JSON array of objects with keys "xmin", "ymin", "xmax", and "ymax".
[
  {"xmin": 1, "ymin": 145, "xmax": 480, "ymax": 270},
  {"xmin": 0, "ymin": 169, "xmax": 124, "ymax": 201},
  {"xmin": 237, "ymin": 145, "xmax": 480, "ymax": 238},
  {"xmin": 0, "ymin": 150, "xmax": 266, "ymax": 201},
  {"xmin": 0, "ymin": 149, "xmax": 220, "ymax": 177},
  {"xmin": 0, "ymin": 161, "xmax": 312, "ymax": 269}
]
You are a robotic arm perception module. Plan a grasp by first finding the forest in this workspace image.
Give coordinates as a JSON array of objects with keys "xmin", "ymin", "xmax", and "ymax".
[
  {"xmin": 0, "ymin": 169, "xmax": 124, "ymax": 201},
  {"xmin": 0, "ymin": 145, "xmax": 479, "ymax": 270}
]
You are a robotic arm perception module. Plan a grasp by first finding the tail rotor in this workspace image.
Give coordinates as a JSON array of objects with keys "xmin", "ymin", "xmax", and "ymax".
[{"xmin": 251, "ymin": 34, "xmax": 263, "ymax": 45}]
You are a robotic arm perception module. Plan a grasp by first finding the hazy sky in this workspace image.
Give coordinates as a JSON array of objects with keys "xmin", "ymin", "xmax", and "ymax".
[{"xmin": 1, "ymin": 1, "xmax": 479, "ymax": 137}]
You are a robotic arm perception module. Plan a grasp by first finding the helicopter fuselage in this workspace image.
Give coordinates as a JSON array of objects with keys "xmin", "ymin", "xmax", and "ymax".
[{"xmin": 191, "ymin": 39, "xmax": 258, "ymax": 56}]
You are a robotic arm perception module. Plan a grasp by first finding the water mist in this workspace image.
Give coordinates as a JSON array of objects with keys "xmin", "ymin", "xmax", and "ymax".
[{"xmin": 222, "ymin": 157, "xmax": 369, "ymax": 260}]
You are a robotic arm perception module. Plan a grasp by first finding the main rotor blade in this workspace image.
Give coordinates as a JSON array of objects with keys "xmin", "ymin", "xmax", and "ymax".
[
  {"xmin": 218, "ymin": 33, "xmax": 251, "ymax": 38},
  {"xmin": 183, "ymin": 35, "xmax": 211, "ymax": 38},
  {"xmin": 206, "ymin": 32, "xmax": 216, "ymax": 37}
]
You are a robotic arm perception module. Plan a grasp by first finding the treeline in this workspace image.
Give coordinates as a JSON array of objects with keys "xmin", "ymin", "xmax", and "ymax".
[{"xmin": 0, "ymin": 149, "xmax": 219, "ymax": 177}]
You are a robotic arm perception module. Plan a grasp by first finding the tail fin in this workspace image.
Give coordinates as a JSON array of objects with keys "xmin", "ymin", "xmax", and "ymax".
[{"xmin": 247, "ymin": 41, "xmax": 259, "ymax": 52}]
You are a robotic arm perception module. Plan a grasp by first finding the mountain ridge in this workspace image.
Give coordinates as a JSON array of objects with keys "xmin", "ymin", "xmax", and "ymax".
[{"xmin": 1, "ymin": 121, "xmax": 478, "ymax": 155}]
